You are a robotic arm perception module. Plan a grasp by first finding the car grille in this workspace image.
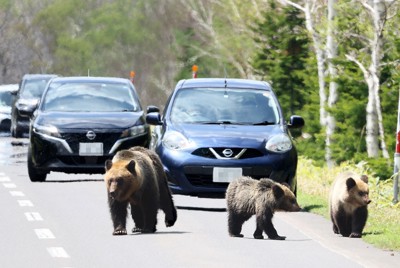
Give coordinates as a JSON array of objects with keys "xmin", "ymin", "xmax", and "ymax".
[
  {"xmin": 192, "ymin": 147, "xmax": 263, "ymax": 159},
  {"xmin": 60, "ymin": 132, "xmax": 122, "ymax": 155}
]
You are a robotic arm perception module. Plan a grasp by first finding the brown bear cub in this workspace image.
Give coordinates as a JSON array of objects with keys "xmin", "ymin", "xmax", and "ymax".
[
  {"xmin": 329, "ymin": 171, "xmax": 371, "ymax": 238},
  {"xmin": 226, "ymin": 176, "xmax": 301, "ymax": 240},
  {"xmin": 104, "ymin": 146, "xmax": 177, "ymax": 235}
]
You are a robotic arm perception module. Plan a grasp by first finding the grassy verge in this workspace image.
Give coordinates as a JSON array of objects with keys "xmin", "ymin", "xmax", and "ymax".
[{"xmin": 296, "ymin": 157, "xmax": 400, "ymax": 251}]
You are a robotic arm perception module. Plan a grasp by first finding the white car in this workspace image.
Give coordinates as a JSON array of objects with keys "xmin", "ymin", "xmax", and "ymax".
[{"xmin": 0, "ymin": 84, "xmax": 18, "ymax": 131}]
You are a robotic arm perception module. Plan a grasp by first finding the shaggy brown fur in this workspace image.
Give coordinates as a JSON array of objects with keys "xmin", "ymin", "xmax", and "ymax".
[
  {"xmin": 104, "ymin": 146, "xmax": 177, "ymax": 235},
  {"xmin": 329, "ymin": 171, "xmax": 371, "ymax": 238},
  {"xmin": 226, "ymin": 176, "xmax": 301, "ymax": 240}
]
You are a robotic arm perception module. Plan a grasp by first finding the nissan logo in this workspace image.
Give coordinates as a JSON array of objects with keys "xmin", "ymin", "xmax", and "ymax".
[
  {"xmin": 86, "ymin": 131, "xmax": 96, "ymax": 140},
  {"xmin": 222, "ymin": 149, "xmax": 233, "ymax": 158}
]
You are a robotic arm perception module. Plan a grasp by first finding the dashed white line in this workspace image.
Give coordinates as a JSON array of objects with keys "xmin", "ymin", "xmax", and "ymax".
[
  {"xmin": 3, "ymin": 182, "xmax": 16, "ymax": 188},
  {"xmin": 10, "ymin": 190, "xmax": 25, "ymax": 197},
  {"xmin": 35, "ymin": 228, "xmax": 56, "ymax": 239},
  {"xmin": 18, "ymin": 200, "xmax": 34, "ymax": 207},
  {"xmin": 25, "ymin": 212, "xmax": 44, "ymax": 221},
  {"xmin": 0, "ymin": 176, "xmax": 10, "ymax": 182},
  {"xmin": 2, "ymin": 172, "xmax": 72, "ymax": 262},
  {"xmin": 47, "ymin": 247, "xmax": 70, "ymax": 258}
]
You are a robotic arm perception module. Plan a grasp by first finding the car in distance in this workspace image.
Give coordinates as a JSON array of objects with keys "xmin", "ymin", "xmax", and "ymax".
[
  {"xmin": 11, "ymin": 74, "xmax": 58, "ymax": 138},
  {"xmin": 26, "ymin": 76, "xmax": 150, "ymax": 182},
  {"xmin": 146, "ymin": 78, "xmax": 304, "ymax": 197},
  {"xmin": 0, "ymin": 84, "xmax": 18, "ymax": 131}
]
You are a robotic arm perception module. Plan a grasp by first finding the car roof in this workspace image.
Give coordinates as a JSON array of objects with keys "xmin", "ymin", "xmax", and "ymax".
[
  {"xmin": 176, "ymin": 78, "xmax": 272, "ymax": 90},
  {"xmin": 49, "ymin": 76, "xmax": 132, "ymax": 84},
  {"xmin": 0, "ymin": 84, "xmax": 18, "ymax": 92},
  {"xmin": 22, "ymin": 74, "xmax": 58, "ymax": 80}
]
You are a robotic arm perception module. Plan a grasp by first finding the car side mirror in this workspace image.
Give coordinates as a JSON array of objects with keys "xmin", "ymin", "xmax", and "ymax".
[
  {"xmin": 18, "ymin": 103, "xmax": 38, "ymax": 118},
  {"xmin": 146, "ymin": 112, "xmax": 162, "ymax": 125},
  {"xmin": 146, "ymin": 105, "xmax": 159, "ymax": 114},
  {"xmin": 288, "ymin": 115, "xmax": 304, "ymax": 129}
]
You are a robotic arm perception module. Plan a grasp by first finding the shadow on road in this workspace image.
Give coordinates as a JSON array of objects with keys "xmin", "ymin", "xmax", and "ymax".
[{"xmin": 177, "ymin": 205, "xmax": 226, "ymax": 212}]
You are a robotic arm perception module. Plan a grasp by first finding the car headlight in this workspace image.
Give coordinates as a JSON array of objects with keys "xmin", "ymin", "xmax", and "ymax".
[
  {"xmin": 123, "ymin": 125, "xmax": 146, "ymax": 137},
  {"xmin": 265, "ymin": 134, "xmax": 292, "ymax": 153},
  {"xmin": 33, "ymin": 124, "xmax": 61, "ymax": 138},
  {"xmin": 162, "ymin": 131, "xmax": 191, "ymax": 150}
]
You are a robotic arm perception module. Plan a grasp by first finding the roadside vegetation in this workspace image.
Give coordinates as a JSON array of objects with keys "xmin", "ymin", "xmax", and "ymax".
[{"xmin": 297, "ymin": 156, "xmax": 400, "ymax": 251}]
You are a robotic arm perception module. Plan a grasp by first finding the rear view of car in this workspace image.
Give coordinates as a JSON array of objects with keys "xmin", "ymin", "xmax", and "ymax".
[
  {"xmin": 0, "ymin": 84, "xmax": 18, "ymax": 131},
  {"xmin": 11, "ymin": 74, "xmax": 58, "ymax": 137},
  {"xmin": 27, "ymin": 76, "xmax": 150, "ymax": 182},
  {"xmin": 146, "ymin": 78, "xmax": 304, "ymax": 197}
]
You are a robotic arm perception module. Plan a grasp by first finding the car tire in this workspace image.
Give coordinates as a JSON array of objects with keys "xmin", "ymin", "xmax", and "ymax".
[
  {"xmin": 27, "ymin": 146, "xmax": 47, "ymax": 182},
  {"xmin": 15, "ymin": 125, "xmax": 23, "ymax": 138}
]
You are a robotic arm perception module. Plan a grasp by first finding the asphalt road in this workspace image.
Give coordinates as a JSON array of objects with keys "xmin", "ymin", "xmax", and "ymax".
[{"xmin": 0, "ymin": 134, "xmax": 399, "ymax": 268}]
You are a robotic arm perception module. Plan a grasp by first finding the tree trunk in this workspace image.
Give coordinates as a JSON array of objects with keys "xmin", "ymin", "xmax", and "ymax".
[{"xmin": 326, "ymin": 0, "xmax": 338, "ymax": 168}]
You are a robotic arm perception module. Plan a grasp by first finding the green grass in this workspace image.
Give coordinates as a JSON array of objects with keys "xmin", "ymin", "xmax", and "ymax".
[{"xmin": 297, "ymin": 157, "xmax": 400, "ymax": 251}]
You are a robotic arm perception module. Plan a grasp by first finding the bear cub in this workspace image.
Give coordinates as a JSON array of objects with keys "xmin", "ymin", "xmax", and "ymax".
[
  {"xmin": 104, "ymin": 146, "xmax": 177, "ymax": 235},
  {"xmin": 226, "ymin": 176, "xmax": 301, "ymax": 240},
  {"xmin": 329, "ymin": 171, "xmax": 371, "ymax": 238}
]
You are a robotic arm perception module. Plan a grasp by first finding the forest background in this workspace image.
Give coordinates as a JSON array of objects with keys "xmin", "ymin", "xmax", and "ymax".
[{"xmin": 1, "ymin": 0, "xmax": 399, "ymax": 182}]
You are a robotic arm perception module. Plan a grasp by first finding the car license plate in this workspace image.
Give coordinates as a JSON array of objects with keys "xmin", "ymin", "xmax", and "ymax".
[
  {"xmin": 79, "ymin": 143, "xmax": 103, "ymax": 156},
  {"xmin": 212, "ymin": 167, "xmax": 242, "ymax": 183}
]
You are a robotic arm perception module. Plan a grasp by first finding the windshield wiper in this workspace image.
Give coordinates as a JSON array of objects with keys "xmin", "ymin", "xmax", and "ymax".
[
  {"xmin": 198, "ymin": 121, "xmax": 234, "ymax": 125},
  {"xmin": 252, "ymin": 121, "xmax": 276, "ymax": 125}
]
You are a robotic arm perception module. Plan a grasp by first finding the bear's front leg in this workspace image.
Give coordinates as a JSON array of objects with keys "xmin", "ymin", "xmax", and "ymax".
[
  {"xmin": 108, "ymin": 196, "xmax": 128, "ymax": 235},
  {"xmin": 258, "ymin": 212, "xmax": 286, "ymax": 240},
  {"xmin": 350, "ymin": 207, "xmax": 368, "ymax": 238}
]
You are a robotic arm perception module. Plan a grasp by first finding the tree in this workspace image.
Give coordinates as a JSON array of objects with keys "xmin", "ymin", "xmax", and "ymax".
[
  {"xmin": 340, "ymin": 0, "xmax": 399, "ymax": 159},
  {"xmin": 252, "ymin": 1, "xmax": 310, "ymax": 116}
]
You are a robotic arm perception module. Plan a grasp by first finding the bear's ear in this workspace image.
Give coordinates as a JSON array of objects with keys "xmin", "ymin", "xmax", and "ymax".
[
  {"xmin": 272, "ymin": 184, "xmax": 284, "ymax": 199},
  {"xmin": 281, "ymin": 182, "xmax": 290, "ymax": 188},
  {"xmin": 346, "ymin": 177, "xmax": 356, "ymax": 190},
  {"xmin": 126, "ymin": 160, "xmax": 136, "ymax": 174},
  {"xmin": 105, "ymin": 160, "xmax": 113, "ymax": 172},
  {"xmin": 360, "ymin": 175, "xmax": 368, "ymax": 184}
]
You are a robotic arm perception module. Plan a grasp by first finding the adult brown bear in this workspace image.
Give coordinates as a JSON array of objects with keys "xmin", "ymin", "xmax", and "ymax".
[
  {"xmin": 226, "ymin": 176, "xmax": 301, "ymax": 240},
  {"xmin": 104, "ymin": 146, "xmax": 177, "ymax": 235},
  {"xmin": 329, "ymin": 171, "xmax": 371, "ymax": 238}
]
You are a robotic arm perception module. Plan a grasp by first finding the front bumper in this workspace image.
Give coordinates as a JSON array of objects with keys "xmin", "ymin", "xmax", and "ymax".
[
  {"xmin": 30, "ymin": 131, "xmax": 150, "ymax": 174},
  {"xmin": 157, "ymin": 146, "xmax": 297, "ymax": 196}
]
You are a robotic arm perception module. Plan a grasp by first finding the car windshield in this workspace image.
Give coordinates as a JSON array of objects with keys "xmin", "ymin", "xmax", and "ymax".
[
  {"xmin": 170, "ymin": 87, "xmax": 280, "ymax": 125},
  {"xmin": 20, "ymin": 78, "xmax": 52, "ymax": 98},
  {"xmin": 42, "ymin": 81, "xmax": 139, "ymax": 112},
  {"xmin": 0, "ymin": 91, "xmax": 13, "ymax": 107}
]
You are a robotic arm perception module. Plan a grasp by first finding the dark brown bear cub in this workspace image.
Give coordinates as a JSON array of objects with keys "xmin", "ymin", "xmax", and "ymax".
[
  {"xmin": 329, "ymin": 171, "xmax": 371, "ymax": 238},
  {"xmin": 226, "ymin": 176, "xmax": 301, "ymax": 240},
  {"xmin": 104, "ymin": 146, "xmax": 177, "ymax": 235}
]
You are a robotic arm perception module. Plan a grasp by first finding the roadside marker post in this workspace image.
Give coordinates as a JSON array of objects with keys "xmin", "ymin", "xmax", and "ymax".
[{"xmin": 394, "ymin": 88, "xmax": 400, "ymax": 204}]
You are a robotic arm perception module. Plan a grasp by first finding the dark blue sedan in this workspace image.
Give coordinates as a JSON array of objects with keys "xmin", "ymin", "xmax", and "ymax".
[{"xmin": 146, "ymin": 78, "xmax": 304, "ymax": 197}]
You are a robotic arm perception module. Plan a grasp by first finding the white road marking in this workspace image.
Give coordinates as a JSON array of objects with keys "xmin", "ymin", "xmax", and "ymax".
[
  {"xmin": 18, "ymin": 200, "xmax": 34, "ymax": 207},
  {"xmin": 1, "ymin": 173, "xmax": 73, "ymax": 262},
  {"xmin": 35, "ymin": 229, "xmax": 56, "ymax": 239},
  {"xmin": 3, "ymin": 182, "xmax": 16, "ymax": 188},
  {"xmin": 25, "ymin": 212, "xmax": 43, "ymax": 221},
  {"xmin": 0, "ymin": 176, "xmax": 10, "ymax": 182},
  {"xmin": 47, "ymin": 247, "xmax": 70, "ymax": 258},
  {"xmin": 10, "ymin": 190, "xmax": 25, "ymax": 196}
]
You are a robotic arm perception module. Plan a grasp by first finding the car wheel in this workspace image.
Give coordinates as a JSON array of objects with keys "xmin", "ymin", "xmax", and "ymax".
[
  {"xmin": 15, "ymin": 125, "xmax": 23, "ymax": 138},
  {"xmin": 27, "ymin": 146, "xmax": 47, "ymax": 182}
]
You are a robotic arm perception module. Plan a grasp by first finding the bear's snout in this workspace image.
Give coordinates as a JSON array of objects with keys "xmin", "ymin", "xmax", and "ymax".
[{"xmin": 109, "ymin": 191, "xmax": 117, "ymax": 199}]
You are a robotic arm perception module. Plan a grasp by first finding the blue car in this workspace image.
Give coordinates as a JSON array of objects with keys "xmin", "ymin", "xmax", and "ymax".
[{"xmin": 146, "ymin": 78, "xmax": 304, "ymax": 197}]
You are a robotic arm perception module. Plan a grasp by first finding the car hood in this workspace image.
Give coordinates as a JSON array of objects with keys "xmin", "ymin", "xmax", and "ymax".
[
  {"xmin": 168, "ymin": 122, "xmax": 286, "ymax": 147},
  {"xmin": 35, "ymin": 111, "xmax": 144, "ymax": 129},
  {"xmin": 0, "ymin": 106, "xmax": 11, "ymax": 114}
]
